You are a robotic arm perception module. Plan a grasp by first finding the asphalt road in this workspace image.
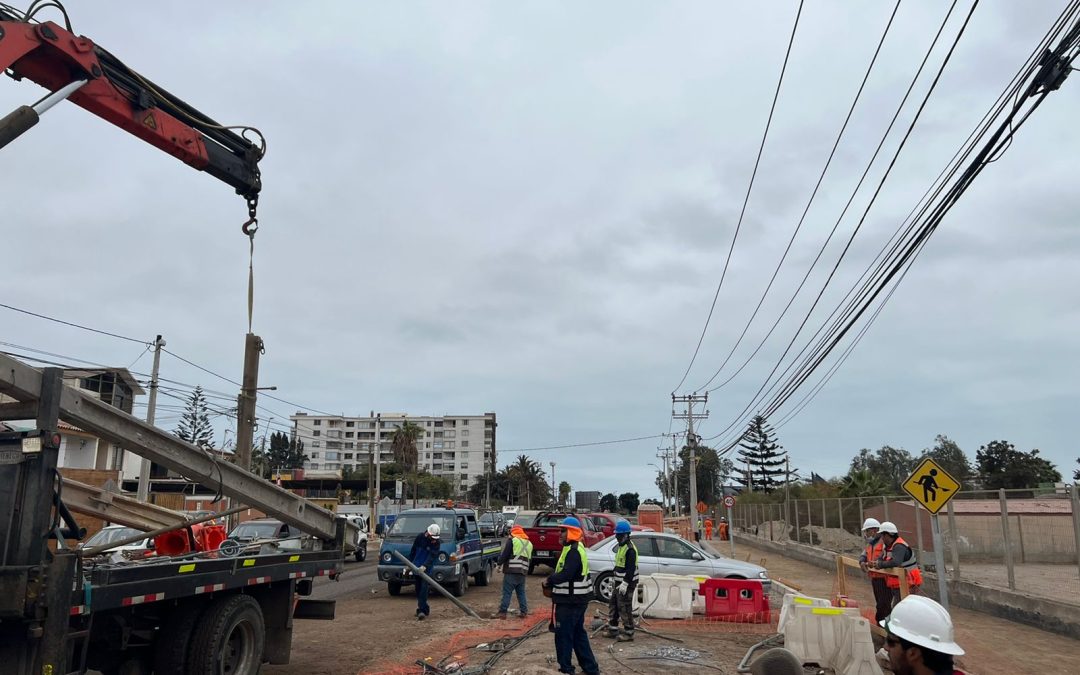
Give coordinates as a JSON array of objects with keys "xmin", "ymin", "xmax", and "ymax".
[{"xmin": 310, "ymin": 556, "xmax": 381, "ymax": 601}]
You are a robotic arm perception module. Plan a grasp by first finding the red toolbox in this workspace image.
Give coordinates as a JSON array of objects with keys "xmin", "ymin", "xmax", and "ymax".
[{"xmin": 700, "ymin": 578, "xmax": 771, "ymax": 623}]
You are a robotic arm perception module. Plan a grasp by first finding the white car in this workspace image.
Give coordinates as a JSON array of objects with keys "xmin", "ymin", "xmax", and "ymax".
[
  {"xmin": 79, "ymin": 525, "xmax": 154, "ymax": 562},
  {"xmin": 345, "ymin": 515, "xmax": 369, "ymax": 562},
  {"xmin": 587, "ymin": 532, "xmax": 770, "ymax": 601}
]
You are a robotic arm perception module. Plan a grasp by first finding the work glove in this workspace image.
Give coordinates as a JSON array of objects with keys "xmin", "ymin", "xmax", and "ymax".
[
  {"xmin": 619, "ymin": 582, "xmax": 630, "ymax": 598},
  {"xmin": 613, "ymin": 580, "xmax": 624, "ymax": 596},
  {"xmin": 419, "ymin": 565, "xmax": 427, "ymax": 573},
  {"xmin": 859, "ymin": 561, "xmax": 869, "ymax": 573}
]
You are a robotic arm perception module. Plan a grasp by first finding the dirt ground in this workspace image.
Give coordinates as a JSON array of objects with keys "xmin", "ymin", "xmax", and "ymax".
[
  {"xmin": 267, "ymin": 568, "xmax": 772, "ymax": 675},
  {"xmin": 730, "ymin": 540, "xmax": 1080, "ymax": 675},
  {"xmin": 960, "ymin": 562, "xmax": 1080, "ymax": 604}
]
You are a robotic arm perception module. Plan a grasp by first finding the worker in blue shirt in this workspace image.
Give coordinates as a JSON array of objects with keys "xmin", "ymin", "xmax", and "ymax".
[{"xmin": 408, "ymin": 523, "xmax": 442, "ymax": 620}]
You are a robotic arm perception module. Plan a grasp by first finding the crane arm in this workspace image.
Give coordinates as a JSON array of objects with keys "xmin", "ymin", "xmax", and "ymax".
[{"xmin": 0, "ymin": 8, "xmax": 262, "ymax": 201}]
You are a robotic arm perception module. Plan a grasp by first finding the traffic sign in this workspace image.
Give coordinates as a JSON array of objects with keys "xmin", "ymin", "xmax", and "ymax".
[
  {"xmin": 902, "ymin": 458, "xmax": 961, "ymax": 515},
  {"xmin": 723, "ymin": 495, "xmax": 736, "ymax": 509},
  {"xmin": 696, "ymin": 501, "xmax": 708, "ymax": 514}
]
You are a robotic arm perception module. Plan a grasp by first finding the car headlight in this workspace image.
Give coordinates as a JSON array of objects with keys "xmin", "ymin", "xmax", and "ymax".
[
  {"xmin": 382, "ymin": 552, "xmax": 392, "ymax": 563},
  {"xmin": 438, "ymin": 552, "xmax": 448, "ymax": 563},
  {"xmin": 758, "ymin": 571, "xmax": 769, "ymax": 579}
]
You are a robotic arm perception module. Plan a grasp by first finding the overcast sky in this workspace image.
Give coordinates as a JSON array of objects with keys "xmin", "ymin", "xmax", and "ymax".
[{"xmin": 2, "ymin": 1, "xmax": 1077, "ymax": 497}]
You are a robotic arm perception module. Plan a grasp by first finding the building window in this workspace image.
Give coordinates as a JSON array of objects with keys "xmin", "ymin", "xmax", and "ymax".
[
  {"xmin": 311, "ymin": 452, "xmax": 320, "ymax": 459},
  {"xmin": 445, "ymin": 441, "xmax": 455, "ymax": 449},
  {"xmin": 312, "ymin": 441, "xmax": 321, "ymax": 448},
  {"xmin": 434, "ymin": 421, "xmax": 443, "ymax": 428},
  {"xmin": 328, "ymin": 420, "xmax": 340, "ymax": 427},
  {"xmin": 309, "ymin": 463, "xmax": 319, "ymax": 470},
  {"xmin": 460, "ymin": 473, "xmax": 468, "ymax": 480},
  {"xmin": 345, "ymin": 432, "xmax": 354, "ymax": 438},
  {"xmin": 434, "ymin": 431, "xmax": 443, "ymax": 439},
  {"xmin": 346, "ymin": 421, "xmax": 355, "ymax": 427},
  {"xmin": 426, "ymin": 442, "xmax": 431, "ymax": 448},
  {"xmin": 461, "ymin": 429, "xmax": 469, "ymax": 437},
  {"xmin": 313, "ymin": 430, "xmax": 321, "ymax": 437},
  {"xmin": 313, "ymin": 420, "xmax": 322, "ymax": 426},
  {"xmin": 461, "ymin": 441, "xmax": 469, "ymax": 448},
  {"xmin": 345, "ymin": 453, "xmax": 353, "ymax": 460},
  {"xmin": 345, "ymin": 442, "xmax": 354, "ymax": 450},
  {"xmin": 326, "ymin": 452, "xmax": 340, "ymax": 460},
  {"xmin": 460, "ymin": 463, "xmax": 468, "ymax": 469},
  {"xmin": 433, "ymin": 442, "xmax": 443, "ymax": 450}
]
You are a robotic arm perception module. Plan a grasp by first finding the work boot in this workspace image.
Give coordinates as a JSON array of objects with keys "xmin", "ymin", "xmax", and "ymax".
[
  {"xmin": 491, "ymin": 611, "xmax": 508, "ymax": 619},
  {"xmin": 617, "ymin": 631, "xmax": 635, "ymax": 642},
  {"xmin": 605, "ymin": 625, "xmax": 619, "ymax": 639},
  {"xmin": 417, "ymin": 612, "xmax": 426, "ymax": 621}
]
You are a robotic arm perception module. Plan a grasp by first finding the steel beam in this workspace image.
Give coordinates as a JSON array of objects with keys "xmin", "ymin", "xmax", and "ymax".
[
  {"xmin": 0, "ymin": 354, "xmax": 345, "ymax": 541},
  {"xmin": 60, "ymin": 478, "xmax": 188, "ymax": 532},
  {"xmin": 0, "ymin": 401, "xmax": 37, "ymax": 420}
]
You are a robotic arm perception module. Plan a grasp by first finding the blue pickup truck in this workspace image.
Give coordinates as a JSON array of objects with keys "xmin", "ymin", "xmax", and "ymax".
[{"xmin": 377, "ymin": 507, "xmax": 503, "ymax": 597}]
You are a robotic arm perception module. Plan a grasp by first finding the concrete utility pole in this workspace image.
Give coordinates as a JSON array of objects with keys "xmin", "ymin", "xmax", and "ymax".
[
  {"xmin": 234, "ymin": 333, "xmax": 263, "ymax": 470},
  {"xmin": 550, "ymin": 461, "xmax": 556, "ymax": 507},
  {"xmin": 670, "ymin": 435, "xmax": 679, "ymax": 515},
  {"xmin": 672, "ymin": 393, "xmax": 708, "ymax": 536},
  {"xmin": 373, "ymin": 412, "xmax": 382, "ymax": 530},
  {"xmin": 136, "ymin": 335, "xmax": 165, "ymax": 502},
  {"xmin": 657, "ymin": 447, "xmax": 670, "ymax": 516}
]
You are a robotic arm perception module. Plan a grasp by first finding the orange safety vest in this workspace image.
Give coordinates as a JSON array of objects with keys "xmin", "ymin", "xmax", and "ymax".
[
  {"xmin": 881, "ymin": 536, "xmax": 923, "ymax": 589},
  {"xmin": 865, "ymin": 539, "xmax": 886, "ymax": 579}
]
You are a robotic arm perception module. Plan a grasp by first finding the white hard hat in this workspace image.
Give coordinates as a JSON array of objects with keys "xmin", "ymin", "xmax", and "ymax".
[
  {"xmin": 426, "ymin": 523, "xmax": 441, "ymax": 537},
  {"xmin": 881, "ymin": 595, "xmax": 964, "ymax": 656},
  {"xmin": 878, "ymin": 521, "xmax": 898, "ymax": 535},
  {"xmin": 862, "ymin": 518, "xmax": 881, "ymax": 531}
]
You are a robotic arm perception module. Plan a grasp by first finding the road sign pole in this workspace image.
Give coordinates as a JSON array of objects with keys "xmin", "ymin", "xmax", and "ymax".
[
  {"xmin": 727, "ymin": 503, "xmax": 735, "ymax": 557},
  {"xmin": 931, "ymin": 514, "xmax": 949, "ymax": 610}
]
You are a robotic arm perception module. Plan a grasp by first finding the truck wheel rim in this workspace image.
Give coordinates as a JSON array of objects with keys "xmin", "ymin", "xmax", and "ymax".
[{"xmin": 223, "ymin": 618, "xmax": 257, "ymax": 674}]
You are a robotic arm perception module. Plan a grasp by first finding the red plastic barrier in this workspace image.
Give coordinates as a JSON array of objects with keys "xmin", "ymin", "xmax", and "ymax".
[{"xmin": 700, "ymin": 578, "xmax": 771, "ymax": 623}]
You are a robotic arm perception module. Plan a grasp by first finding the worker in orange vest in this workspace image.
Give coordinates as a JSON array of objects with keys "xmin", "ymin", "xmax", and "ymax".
[
  {"xmin": 870, "ymin": 521, "xmax": 923, "ymax": 611},
  {"xmin": 718, "ymin": 517, "xmax": 729, "ymax": 541},
  {"xmin": 704, "ymin": 518, "xmax": 714, "ymax": 540},
  {"xmin": 859, "ymin": 517, "xmax": 889, "ymax": 622}
]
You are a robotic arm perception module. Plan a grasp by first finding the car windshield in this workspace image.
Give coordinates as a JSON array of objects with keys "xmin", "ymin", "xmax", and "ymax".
[
  {"xmin": 85, "ymin": 527, "xmax": 143, "ymax": 547},
  {"xmin": 387, "ymin": 515, "xmax": 457, "ymax": 538},
  {"xmin": 230, "ymin": 522, "xmax": 281, "ymax": 540},
  {"xmin": 479, "ymin": 513, "xmax": 495, "ymax": 523}
]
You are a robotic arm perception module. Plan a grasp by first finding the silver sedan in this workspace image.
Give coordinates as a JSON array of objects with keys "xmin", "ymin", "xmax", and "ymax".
[{"xmin": 587, "ymin": 532, "xmax": 770, "ymax": 601}]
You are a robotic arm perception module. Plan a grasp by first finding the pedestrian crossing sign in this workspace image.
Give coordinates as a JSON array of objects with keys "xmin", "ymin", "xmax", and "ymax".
[{"xmin": 902, "ymin": 459, "xmax": 961, "ymax": 514}]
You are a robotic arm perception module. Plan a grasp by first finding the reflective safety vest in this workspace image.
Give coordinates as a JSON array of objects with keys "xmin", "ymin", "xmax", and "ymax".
[
  {"xmin": 882, "ymin": 536, "xmax": 923, "ymax": 589},
  {"xmin": 508, "ymin": 536, "xmax": 533, "ymax": 575},
  {"xmin": 552, "ymin": 542, "xmax": 591, "ymax": 597},
  {"xmin": 865, "ymin": 538, "xmax": 886, "ymax": 579},
  {"xmin": 614, "ymin": 540, "xmax": 639, "ymax": 584}
]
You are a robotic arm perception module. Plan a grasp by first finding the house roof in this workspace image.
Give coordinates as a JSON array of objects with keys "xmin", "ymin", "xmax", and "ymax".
[{"xmin": 61, "ymin": 368, "xmax": 146, "ymax": 396}]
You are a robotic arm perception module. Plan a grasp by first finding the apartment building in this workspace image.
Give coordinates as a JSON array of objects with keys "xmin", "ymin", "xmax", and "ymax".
[{"xmin": 289, "ymin": 412, "xmax": 497, "ymax": 495}]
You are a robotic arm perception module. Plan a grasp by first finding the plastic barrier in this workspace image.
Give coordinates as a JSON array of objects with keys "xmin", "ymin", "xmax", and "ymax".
[
  {"xmin": 782, "ymin": 604, "xmax": 862, "ymax": 668},
  {"xmin": 833, "ymin": 616, "xmax": 884, "ymax": 675},
  {"xmin": 777, "ymin": 593, "xmax": 832, "ymax": 632},
  {"xmin": 700, "ymin": 578, "xmax": 770, "ymax": 622},
  {"xmin": 639, "ymin": 573, "xmax": 698, "ymax": 619}
]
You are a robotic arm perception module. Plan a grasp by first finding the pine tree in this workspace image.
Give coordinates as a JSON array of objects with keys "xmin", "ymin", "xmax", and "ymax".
[
  {"xmin": 175, "ymin": 386, "xmax": 215, "ymax": 449},
  {"xmin": 737, "ymin": 415, "xmax": 787, "ymax": 492},
  {"xmin": 266, "ymin": 431, "xmax": 306, "ymax": 472}
]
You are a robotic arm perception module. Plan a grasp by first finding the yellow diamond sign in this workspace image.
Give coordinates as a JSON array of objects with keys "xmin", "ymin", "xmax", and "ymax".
[{"xmin": 902, "ymin": 458, "xmax": 961, "ymax": 515}]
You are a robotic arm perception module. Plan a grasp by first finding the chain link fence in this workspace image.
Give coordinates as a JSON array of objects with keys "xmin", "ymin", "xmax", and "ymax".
[{"xmin": 731, "ymin": 485, "xmax": 1080, "ymax": 605}]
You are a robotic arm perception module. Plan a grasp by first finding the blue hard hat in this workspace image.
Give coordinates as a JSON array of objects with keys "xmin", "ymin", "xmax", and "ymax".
[
  {"xmin": 614, "ymin": 520, "xmax": 632, "ymax": 534},
  {"xmin": 560, "ymin": 516, "xmax": 582, "ymax": 529}
]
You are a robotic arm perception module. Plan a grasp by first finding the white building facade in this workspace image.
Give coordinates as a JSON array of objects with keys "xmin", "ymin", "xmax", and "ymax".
[{"xmin": 289, "ymin": 412, "xmax": 496, "ymax": 495}]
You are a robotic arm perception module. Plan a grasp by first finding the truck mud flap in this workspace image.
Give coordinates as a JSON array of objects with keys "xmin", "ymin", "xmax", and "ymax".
[{"xmin": 293, "ymin": 598, "xmax": 336, "ymax": 620}]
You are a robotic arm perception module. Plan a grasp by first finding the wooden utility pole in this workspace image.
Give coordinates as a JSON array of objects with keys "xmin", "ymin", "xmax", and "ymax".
[{"xmin": 136, "ymin": 334, "xmax": 165, "ymax": 502}]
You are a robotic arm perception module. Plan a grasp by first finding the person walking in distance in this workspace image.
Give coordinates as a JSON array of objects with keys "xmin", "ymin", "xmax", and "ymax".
[
  {"xmin": 718, "ymin": 517, "xmax": 730, "ymax": 541},
  {"xmin": 408, "ymin": 523, "xmax": 442, "ymax": 621},
  {"xmin": 858, "ymin": 518, "xmax": 890, "ymax": 623},
  {"xmin": 881, "ymin": 595, "xmax": 966, "ymax": 675},
  {"xmin": 704, "ymin": 517, "xmax": 714, "ymax": 540},
  {"xmin": 870, "ymin": 521, "xmax": 923, "ymax": 611},
  {"xmin": 605, "ymin": 520, "xmax": 638, "ymax": 641},
  {"xmin": 493, "ymin": 524, "xmax": 533, "ymax": 619},
  {"xmin": 542, "ymin": 516, "xmax": 599, "ymax": 675}
]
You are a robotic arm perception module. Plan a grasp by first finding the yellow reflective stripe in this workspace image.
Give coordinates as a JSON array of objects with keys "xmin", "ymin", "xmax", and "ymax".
[
  {"xmin": 793, "ymin": 597, "xmax": 813, "ymax": 605},
  {"xmin": 178, "ymin": 564, "xmax": 196, "ymax": 574},
  {"xmin": 243, "ymin": 559, "xmax": 255, "ymax": 567},
  {"xmin": 811, "ymin": 608, "xmax": 845, "ymax": 615},
  {"xmin": 289, "ymin": 555, "xmax": 300, "ymax": 562}
]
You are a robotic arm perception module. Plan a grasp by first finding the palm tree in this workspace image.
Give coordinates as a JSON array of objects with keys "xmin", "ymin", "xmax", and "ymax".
[
  {"xmin": 390, "ymin": 421, "xmax": 425, "ymax": 507},
  {"xmin": 508, "ymin": 455, "xmax": 550, "ymax": 508},
  {"xmin": 840, "ymin": 469, "xmax": 889, "ymax": 497}
]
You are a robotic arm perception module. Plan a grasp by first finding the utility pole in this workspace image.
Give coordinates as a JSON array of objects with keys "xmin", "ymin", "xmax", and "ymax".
[
  {"xmin": 672, "ymin": 393, "xmax": 708, "ymax": 539},
  {"xmin": 367, "ymin": 449, "xmax": 375, "ymax": 527},
  {"xmin": 136, "ymin": 335, "xmax": 165, "ymax": 502},
  {"xmin": 670, "ymin": 435, "xmax": 679, "ymax": 516},
  {"xmin": 373, "ymin": 412, "xmax": 381, "ymax": 531},
  {"xmin": 550, "ymin": 461, "xmax": 556, "ymax": 507},
  {"xmin": 657, "ymin": 446, "xmax": 670, "ymax": 516},
  {"xmin": 234, "ymin": 333, "xmax": 263, "ymax": 470}
]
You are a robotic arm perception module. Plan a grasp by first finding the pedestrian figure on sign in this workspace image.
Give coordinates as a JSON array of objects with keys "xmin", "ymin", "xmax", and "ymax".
[{"xmin": 915, "ymin": 469, "xmax": 949, "ymax": 504}]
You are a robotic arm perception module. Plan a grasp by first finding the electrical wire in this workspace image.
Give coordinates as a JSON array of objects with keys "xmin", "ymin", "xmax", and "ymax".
[
  {"xmin": 695, "ymin": 0, "xmax": 905, "ymax": 391},
  {"xmin": 0, "ymin": 303, "xmax": 149, "ymax": 345},
  {"xmin": 670, "ymin": 0, "xmax": 805, "ymax": 394}
]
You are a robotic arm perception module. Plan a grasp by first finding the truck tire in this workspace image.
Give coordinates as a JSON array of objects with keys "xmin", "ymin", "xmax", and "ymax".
[
  {"xmin": 185, "ymin": 594, "xmax": 265, "ymax": 675},
  {"xmin": 473, "ymin": 561, "xmax": 490, "ymax": 587},
  {"xmin": 388, "ymin": 581, "xmax": 402, "ymax": 596},
  {"xmin": 354, "ymin": 541, "xmax": 367, "ymax": 562},
  {"xmin": 450, "ymin": 571, "xmax": 468, "ymax": 597},
  {"xmin": 154, "ymin": 600, "xmax": 206, "ymax": 675}
]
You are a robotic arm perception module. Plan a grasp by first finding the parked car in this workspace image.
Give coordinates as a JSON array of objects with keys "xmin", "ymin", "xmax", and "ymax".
[
  {"xmin": 478, "ymin": 511, "xmax": 507, "ymax": 537},
  {"xmin": 220, "ymin": 518, "xmax": 302, "ymax": 556},
  {"xmin": 377, "ymin": 508, "xmax": 502, "ymax": 597},
  {"xmin": 344, "ymin": 514, "xmax": 370, "ymax": 562},
  {"xmin": 585, "ymin": 513, "xmax": 654, "ymax": 538},
  {"xmin": 523, "ymin": 511, "xmax": 606, "ymax": 573},
  {"xmin": 587, "ymin": 532, "xmax": 770, "ymax": 601},
  {"xmin": 78, "ymin": 525, "xmax": 154, "ymax": 561}
]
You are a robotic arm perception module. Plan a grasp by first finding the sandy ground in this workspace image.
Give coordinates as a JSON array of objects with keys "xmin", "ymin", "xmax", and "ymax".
[
  {"xmin": 959, "ymin": 562, "xmax": 1080, "ymax": 603},
  {"xmin": 728, "ymin": 540, "xmax": 1080, "ymax": 675}
]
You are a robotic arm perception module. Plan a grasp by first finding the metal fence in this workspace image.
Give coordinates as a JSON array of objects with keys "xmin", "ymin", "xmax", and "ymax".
[{"xmin": 731, "ymin": 486, "xmax": 1080, "ymax": 605}]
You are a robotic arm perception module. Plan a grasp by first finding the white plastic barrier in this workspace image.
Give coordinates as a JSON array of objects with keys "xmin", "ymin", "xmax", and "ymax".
[
  {"xmin": 690, "ymin": 576, "xmax": 707, "ymax": 615},
  {"xmin": 639, "ymin": 573, "xmax": 698, "ymax": 619},
  {"xmin": 777, "ymin": 593, "xmax": 833, "ymax": 632},
  {"xmin": 834, "ymin": 617, "xmax": 883, "ymax": 675},
  {"xmin": 782, "ymin": 605, "xmax": 862, "ymax": 669}
]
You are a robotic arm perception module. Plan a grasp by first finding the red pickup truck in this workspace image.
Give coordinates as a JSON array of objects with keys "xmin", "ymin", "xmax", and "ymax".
[
  {"xmin": 523, "ymin": 511, "xmax": 606, "ymax": 573},
  {"xmin": 585, "ymin": 512, "xmax": 654, "ymax": 538}
]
